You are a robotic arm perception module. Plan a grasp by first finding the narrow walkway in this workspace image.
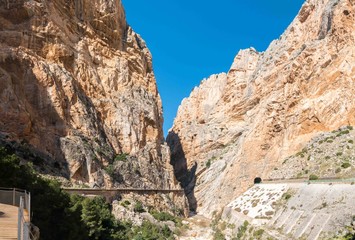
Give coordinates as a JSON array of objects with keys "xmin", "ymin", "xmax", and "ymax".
[
  {"xmin": 0, "ymin": 203, "xmax": 19, "ymax": 240},
  {"xmin": 62, "ymin": 187, "xmax": 185, "ymax": 195},
  {"xmin": 262, "ymin": 177, "xmax": 355, "ymax": 184}
]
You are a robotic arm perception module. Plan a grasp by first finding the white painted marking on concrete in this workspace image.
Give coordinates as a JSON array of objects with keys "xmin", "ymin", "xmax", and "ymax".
[
  {"xmin": 294, "ymin": 213, "xmax": 316, "ymax": 238},
  {"xmin": 268, "ymin": 208, "xmax": 284, "ymax": 227},
  {"xmin": 284, "ymin": 210, "xmax": 304, "ymax": 234},
  {"xmin": 275, "ymin": 209, "xmax": 295, "ymax": 229},
  {"xmin": 307, "ymin": 214, "xmax": 331, "ymax": 240}
]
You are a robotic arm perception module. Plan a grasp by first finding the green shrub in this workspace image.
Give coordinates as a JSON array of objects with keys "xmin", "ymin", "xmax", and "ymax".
[
  {"xmin": 0, "ymin": 146, "xmax": 175, "ymax": 240},
  {"xmin": 105, "ymin": 164, "xmax": 115, "ymax": 177},
  {"xmin": 236, "ymin": 220, "xmax": 249, "ymax": 239},
  {"xmin": 219, "ymin": 221, "xmax": 227, "ymax": 231},
  {"xmin": 78, "ymin": 196, "xmax": 130, "ymax": 239},
  {"xmin": 121, "ymin": 200, "xmax": 131, "ymax": 208},
  {"xmin": 325, "ymin": 156, "xmax": 331, "ymax": 160},
  {"xmin": 340, "ymin": 232, "xmax": 355, "ymax": 240},
  {"xmin": 132, "ymin": 221, "xmax": 173, "ymax": 240},
  {"xmin": 213, "ymin": 229, "xmax": 225, "ymax": 240},
  {"xmin": 347, "ymin": 126, "xmax": 353, "ymax": 130},
  {"xmin": 284, "ymin": 193, "xmax": 292, "ymax": 200},
  {"xmin": 227, "ymin": 223, "xmax": 236, "ymax": 229},
  {"xmin": 337, "ymin": 130, "xmax": 350, "ymax": 136},
  {"xmin": 206, "ymin": 156, "xmax": 217, "ymax": 168},
  {"xmin": 336, "ymin": 152, "xmax": 343, "ymax": 156},
  {"xmin": 341, "ymin": 162, "xmax": 351, "ymax": 168},
  {"xmin": 114, "ymin": 153, "xmax": 128, "ymax": 162},
  {"xmin": 296, "ymin": 151, "xmax": 305, "ymax": 158},
  {"xmin": 150, "ymin": 210, "xmax": 180, "ymax": 223},
  {"xmin": 348, "ymin": 140, "xmax": 354, "ymax": 144},
  {"xmin": 133, "ymin": 201, "xmax": 145, "ymax": 213},
  {"xmin": 206, "ymin": 159, "xmax": 212, "ymax": 168},
  {"xmin": 0, "ymin": 147, "xmax": 88, "ymax": 240},
  {"xmin": 335, "ymin": 168, "xmax": 341, "ymax": 173},
  {"xmin": 309, "ymin": 174, "xmax": 319, "ymax": 180},
  {"xmin": 172, "ymin": 206, "xmax": 184, "ymax": 216},
  {"xmin": 253, "ymin": 229, "xmax": 265, "ymax": 239},
  {"xmin": 161, "ymin": 224, "xmax": 173, "ymax": 239}
]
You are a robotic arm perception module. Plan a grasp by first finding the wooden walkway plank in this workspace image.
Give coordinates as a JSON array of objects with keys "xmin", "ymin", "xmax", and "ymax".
[{"xmin": 0, "ymin": 203, "xmax": 18, "ymax": 239}]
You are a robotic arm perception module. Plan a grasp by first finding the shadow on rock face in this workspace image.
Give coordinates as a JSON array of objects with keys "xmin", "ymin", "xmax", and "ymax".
[
  {"xmin": 0, "ymin": 56, "xmax": 71, "ymax": 178},
  {"xmin": 166, "ymin": 131, "xmax": 197, "ymax": 213}
]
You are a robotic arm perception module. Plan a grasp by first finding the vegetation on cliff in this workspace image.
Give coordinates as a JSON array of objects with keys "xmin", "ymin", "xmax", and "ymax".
[
  {"xmin": 0, "ymin": 146, "xmax": 175, "ymax": 240},
  {"xmin": 270, "ymin": 126, "xmax": 355, "ymax": 180}
]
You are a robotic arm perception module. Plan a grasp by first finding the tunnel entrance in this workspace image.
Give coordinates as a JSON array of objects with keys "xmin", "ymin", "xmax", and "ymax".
[{"xmin": 254, "ymin": 177, "xmax": 262, "ymax": 184}]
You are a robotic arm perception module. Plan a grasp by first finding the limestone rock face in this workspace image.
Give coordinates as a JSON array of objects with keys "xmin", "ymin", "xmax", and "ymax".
[
  {"xmin": 0, "ymin": 0, "xmax": 175, "ymax": 189},
  {"xmin": 168, "ymin": 0, "xmax": 355, "ymax": 216}
]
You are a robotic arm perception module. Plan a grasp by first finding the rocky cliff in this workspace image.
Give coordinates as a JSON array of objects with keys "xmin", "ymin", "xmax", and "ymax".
[
  {"xmin": 167, "ymin": 0, "xmax": 355, "ymax": 216},
  {"xmin": 0, "ymin": 0, "xmax": 175, "ymax": 189}
]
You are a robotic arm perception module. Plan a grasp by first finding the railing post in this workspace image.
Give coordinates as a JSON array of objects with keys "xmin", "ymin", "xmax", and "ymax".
[
  {"xmin": 13, "ymin": 188, "xmax": 15, "ymax": 206},
  {"xmin": 18, "ymin": 197, "xmax": 23, "ymax": 240},
  {"xmin": 28, "ymin": 192, "xmax": 31, "ymax": 222}
]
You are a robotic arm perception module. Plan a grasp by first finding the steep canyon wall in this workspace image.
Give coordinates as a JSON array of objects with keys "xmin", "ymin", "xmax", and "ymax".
[
  {"xmin": 0, "ymin": 0, "xmax": 175, "ymax": 189},
  {"xmin": 168, "ymin": 0, "xmax": 355, "ymax": 216}
]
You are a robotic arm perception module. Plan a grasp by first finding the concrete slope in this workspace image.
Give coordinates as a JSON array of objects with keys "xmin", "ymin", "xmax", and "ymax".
[{"xmin": 222, "ymin": 182, "xmax": 355, "ymax": 240}]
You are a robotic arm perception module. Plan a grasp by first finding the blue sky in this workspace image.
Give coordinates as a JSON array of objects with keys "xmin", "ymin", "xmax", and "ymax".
[{"xmin": 122, "ymin": 0, "xmax": 305, "ymax": 136}]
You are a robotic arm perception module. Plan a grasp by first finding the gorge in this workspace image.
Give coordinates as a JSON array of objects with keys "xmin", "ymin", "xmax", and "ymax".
[{"xmin": 0, "ymin": 0, "xmax": 354, "ymax": 239}]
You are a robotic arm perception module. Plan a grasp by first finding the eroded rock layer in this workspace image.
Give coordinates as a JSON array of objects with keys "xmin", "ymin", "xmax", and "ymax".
[
  {"xmin": 0, "ymin": 0, "xmax": 175, "ymax": 189},
  {"xmin": 168, "ymin": 0, "xmax": 355, "ymax": 216}
]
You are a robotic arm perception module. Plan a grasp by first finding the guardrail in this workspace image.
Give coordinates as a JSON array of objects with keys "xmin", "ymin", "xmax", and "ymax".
[
  {"xmin": 62, "ymin": 187, "xmax": 185, "ymax": 195},
  {"xmin": 306, "ymin": 177, "xmax": 355, "ymax": 183},
  {"xmin": 0, "ymin": 188, "xmax": 31, "ymax": 240},
  {"xmin": 262, "ymin": 177, "xmax": 308, "ymax": 182},
  {"xmin": 0, "ymin": 188, "xmax": 31, "ymax": 217},
  {"xmin": 18, "ymin": 196, "xmax": 31, "ymax": 240},
  {"xmin": 261, "ymin": 177, "xmax": 355, "ymax": 184}
]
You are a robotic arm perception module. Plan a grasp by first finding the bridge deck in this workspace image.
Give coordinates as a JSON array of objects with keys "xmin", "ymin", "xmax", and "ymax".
[
  {"xmin": 63, "ymin": 188, "xmax": 185, "ymax": 195},
  {"xmin": 0, "ymin": 203, "xmax": 18, "ymax": 240}
]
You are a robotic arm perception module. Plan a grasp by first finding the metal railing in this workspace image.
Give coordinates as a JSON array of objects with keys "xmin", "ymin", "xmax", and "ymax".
[
  {"xmin": 261, "ymin": 177, "xmax": 355, "ymax": 184},
  {"xmin": 0, "ymin": 188, "xmax": 31, "ymax": 217},
  {"xmin": 18, "ymin": 196, "xmax": 31, "ymax": 240},
  {"xmin": 0, "ymin": 188, "xmax": 31, "ymax": 240}
]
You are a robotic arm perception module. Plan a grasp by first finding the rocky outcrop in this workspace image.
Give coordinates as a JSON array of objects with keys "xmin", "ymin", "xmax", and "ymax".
[
  {"xmin": 168, "ymin": 0, "xmax": 355, "ymax": 216},
  {"xmin": 269, "ymin": 126, "xmax": 355, "ymax": 180},
  {"xmin": 0, "ymin": 0, "xmax": 175, "ymax": 189}
]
